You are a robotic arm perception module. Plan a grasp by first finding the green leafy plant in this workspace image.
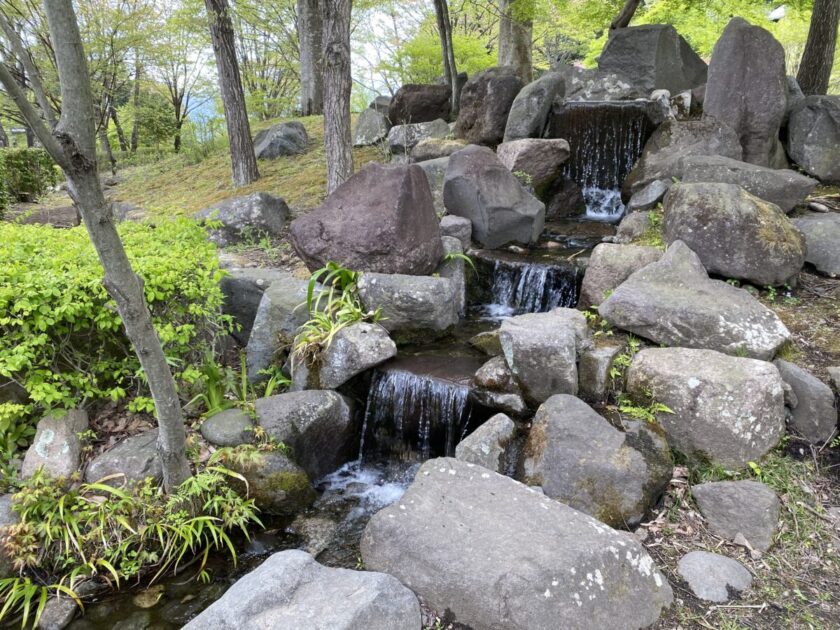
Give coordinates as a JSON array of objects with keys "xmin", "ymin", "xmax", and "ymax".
[
  {"xmin": 0, "ymin": 148, "xmax": 59, "ymax": 212},
  {"xmin": 441, "ymin": 251, "xmax": 477, "ymax": 275},
  {"xmin": 512, "ymin": 170, "xmax": 533, "ymax": 186},
  {"xmin": 617, "ymin": 391, "xmax": 674, "ymax": 424},
  {"xmin": 608, "ymin": 335, "xmax": 641, "ymax": 385}
]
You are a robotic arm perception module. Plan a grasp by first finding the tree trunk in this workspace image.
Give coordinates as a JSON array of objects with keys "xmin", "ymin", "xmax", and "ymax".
[
  {"xmin": 130, "ymin": 59, "xmax": 141, "ymax": 153},
  {"xmin": 298, "ymin": 0, "xmax": 324, "ymax": 116},
  {"xmin": 498, "ymin": 0, "xmax": 533, "ymax": 84},
  {"xmin": 610, "ymin": 0, "xmax": 642, "ymax": 30},
  {"xmin": 99, "ymin": 126, "xmax": 118, "ymax": 174},
  {"xmin": 0, "ymin": 121, "xmax": 8, "ymax": 147},
  {"xmin": 0, "ymin": 0, "xmax": 191, "ymax": 492},
  {"xmin": 25, "ymin": 125, "xmax": 34, "ymax": 147},
  {"xmin": 323, "ymin": 0, "xmax": 353, "ymax": 194},
  {"xmin": 111, "ymin": 106, "xmax": 128, "ymax": 153},
  {"xmin": 797, "ymin": 0, "xmax": 840, "ymax": 95},
  {"xmin": 433, "ymin": 0, "xmax": 460, "ymax": 116},
  {"xmin": 174, "ymin": 118, "xmax": 183, "ymax": 153},
  {"xmin": 205, "ymin": 0, "xmax": 260, "ymax": 186}
]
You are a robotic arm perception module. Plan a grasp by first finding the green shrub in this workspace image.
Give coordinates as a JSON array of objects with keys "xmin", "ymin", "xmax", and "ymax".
[
  {"xmin": 0, "ymin": 218, "xmax": 229, "ymax": 461},
  {"xmin": 0, "ymin": 148, "xmax": 59, "ymax": 211}
]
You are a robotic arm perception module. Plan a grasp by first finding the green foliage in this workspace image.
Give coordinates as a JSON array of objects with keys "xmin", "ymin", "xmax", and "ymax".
[
  {"xmin": 386, "ymin": 27, "xmax": 496, "ymax": 85},
  {"xmin": 441, "ymin": 252, "xmax": 476, "ymax": 275},
  {"xmin": 608, "ymin": 334, "xmax": 641, "ymax": 386},
  {"xmin": 0, "ymin": 149, "xmax": 59, "ymax": 212},
  {"xmin": 0, "ymin": 467, "xmax": 261, "ymax": 627},
  {"xmin": 618, "ymin": 389, "xmax": 674, "ymax": 424},
  {"xmin": 0, "ymin": 219, "xmax": 228, "ymax": 462}
]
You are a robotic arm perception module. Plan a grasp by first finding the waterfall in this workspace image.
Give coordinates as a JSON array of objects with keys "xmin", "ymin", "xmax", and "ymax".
[
  {"xmin": 489, "ymin": 259, "xmax": 579, "ymax": 315},
  {"xmin": 549, "ymin": 101, "xmax": 657, "ymax": 218},
  {"xmin": 362, "ymin": 368, "xmax": 473, "ymax": 460}
]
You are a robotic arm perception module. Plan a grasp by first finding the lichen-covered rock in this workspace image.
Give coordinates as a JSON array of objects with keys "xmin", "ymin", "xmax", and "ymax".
[
  {"xmin": 521, "ymin": 395, "xmax": 672, "ymax": 528},
  {"xmin": 692, "ymin": 480, "xmax": 780, "ymax": 551},
  {"xmin": 626, "ymin": 348, "xmax": 785, "ymax": 468},
  {"xmin": 194, "ymin": 193, "xmax": 289, "ymax": 248},
  {"xmin": 353, "ymin": 108, "xmax": 390, "ymax": 146},
  {"xmin": 387, "ymin": 119, "xmax": 450, "ymax": 156},
  {"xmin": 361, "ymin": 458, "xmax": 673, "ymax": 630},
  {"xmin": 256, "ymin": 391, "xmax": 355, "ymax": 481},
  {"xmin": 200, "ymin": 409, "xmax": 254, "ymax": 447},
  {"xmin": 410, "ymin": 137, "xmax": 466, "ymax": 162},
  {"xmin": 662, "ymin": 182, "xmax": 805, "ymax": 286},
  {"xmin": 496, "ymin": 138, "xmax": 570, "ymax": 188},
  {"xmin": 579, "ymin": 243, "xmax": 662, "ymax": 308},
  {"xmin": 455, "ymin": 413, "xmax": 516, "ymax": 473},
  {"xmin": 227, "ymin": 451, "xmax": 315, "ymax": 517},
  {"xmin": 773, "ymin": 359, "xmax": 837, "ymax": 444},
  {"xmin": 503, "ymin": 71, "xmax": 565, "ymax": 141},
  {"xmin": 416, "ymin": 156, "xmax": 449, "ymax": 217},
  {"xmin": 455, "ymin": 67, "xmax": 523, "ymax": 146},
  {"xmin": 598, "ymin": 241, "xmax": 790, "ymax": 360},
  {"xmin": 22, "ymin": 409, "xmax": 88, "ymax": 479},
  {"xmin": 793, "ymin": 212, "xmax": 840, "ymax": 277},
  {"xmin": 184, "ymin": 550, "xmax": 420, "ymax": 630},
  {"xmin": 551, "ymin": 63, "xmax": 647, "ymax": 101},
  {"xmin": 85, "ymin": 430, "xmax": 162, "ymax": 485},
  {"xmin": 786, "ymin": 95, "xmax": 840, "ymax": 184}
]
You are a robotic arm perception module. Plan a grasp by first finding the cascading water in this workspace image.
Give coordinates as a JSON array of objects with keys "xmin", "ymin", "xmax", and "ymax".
[{"xmin": 548, "ymin": 101, "xmax": 657, "ymax": 219}]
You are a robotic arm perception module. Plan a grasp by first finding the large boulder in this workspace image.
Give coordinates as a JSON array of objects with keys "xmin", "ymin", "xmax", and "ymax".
[
  {"xmin": 786, "ymin": 95, "xmax": 840, "ymax": 183},
  {"xmin": 455, "ymin": 67, "xmax": 523, "ymax": 146},
  {"xmin": 455, "ymin": 413, "xmax": 516, "ymax": 473},
  {"xmin": 387, "ymin": 119, "xmax": 450, "ymax": 156},
  {"xmin": 361, "ymin": 458, "xmax": 673, "ymax": 630},
  {"xmin": 662, "ymin": 182, "xmax": 805, "ymax": 286},
  {"xmin": 184, "ymin": 550, "xmax": 420, "ymax": 630},
  {"xmin": 256, "ymin": 390, "xmax": 355, "ymax": 481},
  {"xmin": 85, "ymin": 429, "xmax": 162, "ymax": 485},
  {"xmin": 623, "ymin": 118, "xmax": 742, "ymax": 199},
  {"xmin": 598, "ymin": 241, "xmax": 790, "ymax": 360},
  {"xmin": 200, "ymin": 408, "xmax": 254, "ymax": 447},
  {"xmin": 0, "ymin": 495, "xmax": 17, "ymax": 578},
  {"xmin": 292, "ymin": 322, "xmax": 397, "ymax": 390},
  {"xmin": 21, "ymin": 409, "xmax": 88, "ymax": 479},
  {"xmin": 503, "ymin": 71, "xmax": 565, "ymax": 141},
  {"xmin": 793, "ymin": 212, "xmax": 840, "ymax": 277},
  {"xmin": 254, "ymin": 121, "xmax": 308, "ymax": 159},
  {"xmin": 598, "ymin": 24, "xmax": 707, "ymax": 95},
  {"xmin": 410, "ymin": 137, "xmax": 467, "ymax": 162},
  {"xmin": 388, "ymin": 83, "xmax": 451, "ymax": 125},
  {"xmin": 353, "ymin": 108, "xmax": 391, "ymax": 146},
  {"xmin": 496, "ymin": 138, "xmax": 570, "ymax": 188},
  {"xmin": 773, "ymin": 359, "xmax": 837, "ymax": 444},
  {"xmin": 578, "ymin": 243, "xmax": 662, "ymax": 308},
  {"xmin": 290, "ymin": 163, "xmax": 443, "ymax": 275},
  {"xmin": 443, "ymin": 144, "xmax": 545, "ymax": 248},
  {"xmin": 195, "ymin": 193, "xmax": 289, "ymax": 248},
  {"xmin": 626, "ymin": 348, "xmax": 786, "ymax": 468},
  {"xmin": 521, "ymin": 395, "xmax": 673, "ymax": 528},
  {"xmin": 704, "ymin": 17, "xmax": 788, "ymax": 167},
  {"xmin": 357, "ymin": 272, "xmax": 459, "ymax": 338},
  {"xmin": 551, "ymin": 63, "xmax": 647, "ymax": 101},
  {"xmin": 228, "ymin": 450, "xmax": 316, "ymax": 516},
  {"xmin": 692, "ymin": 480, "xmax": 780, "ymax": 552},
  {"xmin": 679, "ymin": 155, "xmax": 817, "ymax": 213},
  {"xmin": 220, "ymin": 267, "xmax": 288, "ymax": 346},
  {"xmin": 245, "ymin": 274, "xmax": 312, "ymax": 381},
  {"xmin": 499, "ymin": 308, "xmax": 591, "ymax": 405}
]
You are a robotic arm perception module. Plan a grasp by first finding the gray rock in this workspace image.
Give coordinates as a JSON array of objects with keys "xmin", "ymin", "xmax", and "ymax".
[
  {"xmin": 200, "ymin": 408, "xmax": 254, "ymax": 447},
  {"xmin": 496, "ymin": 138, "xmax": 570, "ymax": 188},
  {"xmin": 443, "ymin": 144, "xmax": 545, "ymax": 248},
  {"xmin": 503, "ymin": 71, "xmax": 565, "ymax": 141},
  {"xmin": 0, "ymin": 494, "xmax": 17, "ymax": 578},
  {"xmin": 438, "ymin": 236, "xmax": 467, "ymax": 316},
  {"xmin": 195, "ymin": 193, "xmax": 290, "ymax": 248},
  {"xmin": 680, "ymin": 155, "xmax": 818, "ymax": 213},
  {"xmin": 290, "ymin": 163, "xmax": 443, "ymax": 276},
  {"xmin": 773, "ymin": 359, "xmax": 837, "ymax": 444},
  {"xmin": 370, "ymin": 95, "xmax": 392, "ymax": 114},
  {"xmin": 579, "ymin": 243, "xmax": 662, "ymax": 309},
  {"xmin": 184, "ymin": 550, "xmax": 420, "ymax": 630},
  {"xmin": 500, "ymin": 308, "xmax": 591, "ymax": 405},
  {"xmin": 227, "ymin": 450, "xmax": 316, "ymax": 516},
  {"xmin": 545, "ymin": 176, "xmax": 585, "ymax": 219},
  {"xmin": 358, "ymin": 272, "xmax": 459, "ymax": 339},
  {"xmin": 410, "ymin": 137, "xmax": 466, "ymax": 162},
  {"xmin": 220, "ymin": 267, "xmax": 289, "ymax": 345},
  {"xmin": 677, "ymin": 551, "xmax": 752, "ymax": 602},
  {"xmin": 353, "ymin": 108, "xmax": 391, "ymax": 146},
  {"xmin": 440, "ymin": 214, "xmax": 471, "ymax": 250},
  {"xmin": 551, "ymin": 63, "xmax": 648, "ymax": 101},
  {"xmin": 416, "ymin": 156, "xmax": 449, "ymax": 216},
  {"xmin": 704, "ymin": 17, "xmax": 787, "ymax": 167},
  {"xmin": 21, "ymin": 409, "xmax": 88, "ymax": 479},
  {"xmin": 455, "ymin": 67, "xmax": 523, "ymax": 146},
  {"xmin": 254, "ymin": 121, "xmax": 308, "ymax": 159},
  {"xmin": 598, "ymin": 24, "xmax": 707, "ymax": 95},
  {"xmin": 692, "ymin": 480, "xmax": 780, "ymax": 551},
  {"xmin": 793, "ymin": 212, "xmax": 840, "ymax": 277},
  {"xmin": 469, "ymin": 330, "xmax": 502, "ymax": 356},
  {"xmin": 245, "ymin": 274, "xmax": 312, "ymax": 381},
  {"xmin": 579, "ymin": 344, "xmax": 625, "ymax": 403},
  {"xmin": 521, "ymin": 395, "xmax": 672, "ymax": 528},
  {"xmin": 626, "ymin": 348, "xmax": 785, "ymax": 468},
  {"xmin": 292, "ymin": 322, "xmax": 397, "ymax": 390},
  {"xmin": 387, "ymin": 119, "xmax": 450, "ymax": 156},
  {"xmin": 626, "ymin": 180, "xmax": 670, "ymax": 213},
  {"xmin": 37, "ymin": 596, "xmax": 78, "ymax": 630},
  {"xmin": 389, "ymin": 83, "xmax": 451, "ymax": 125},
  {"xmin": 473, "ymin": 356, "xmax": 518, "ymax": 393},
  {"xmin": 612, "ymin": 211, "xmax": 652, "ymax": 244},
  {"xmin": 256, "ymin": 390, "xmax": 355, "ymax": 481},
  {"xmin": 361, "ymin": 458, "xmax": 673, "ymax": 630},
  {"xmin": 828, "ymin": 366, "xmax": 840, "ymax": 394},
  {"xmin": 455, "ymin": 413, "xmax": 516, "ymax": 473},
  {"xmin": 622, "ymin": 118, "xmax": 742, "ymax": 199},
  {"xmin": 470, "ymin": 390, "xmax": 528, "ymax": 418},
  {"xmin": 599, "ymin": 241, "xmax": 791, "ymax": 360},
  {"xmin": 786, "ymin": 95, "xmax": 840, "ymax": 183},
  {"xmin": 662, "ymin": 182, "xmax": 805, "ymax": 286},
  {"xmin": 291, "ymin": 515, "xmax": 340, "ymax": 557},
  {"xmin": 85, "ymin": 429, "xmax": 162, "ymax": 485}
]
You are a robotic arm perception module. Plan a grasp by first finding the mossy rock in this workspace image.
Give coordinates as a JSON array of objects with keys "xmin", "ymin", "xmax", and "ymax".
[{"xmin": 230, "ymin": 451, "xmax": 316, "ymax": 517}]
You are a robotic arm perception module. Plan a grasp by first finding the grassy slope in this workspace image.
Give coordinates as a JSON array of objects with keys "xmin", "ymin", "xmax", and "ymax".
[{"xmin": 114, "ymin": 115, "xmax": 385, "ymax": 215}]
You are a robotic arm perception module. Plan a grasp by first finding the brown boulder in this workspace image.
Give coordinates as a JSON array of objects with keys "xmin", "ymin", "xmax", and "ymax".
[
  {"xmin": 455, "ymin": 67, "xmax": 523, "ymax": 146},
  {"xmin": 388, "ymin": 84, "xmax": 451, "ymax": 125}
]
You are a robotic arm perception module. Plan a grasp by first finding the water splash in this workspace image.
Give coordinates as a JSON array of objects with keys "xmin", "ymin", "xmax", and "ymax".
[
  {"xmin": 487, "ymin": 259, "xmax": 579, "ymax": 316},
  {"xmin": 362, "ymin": 368, "xmax": 472, "ymax": 460}
]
